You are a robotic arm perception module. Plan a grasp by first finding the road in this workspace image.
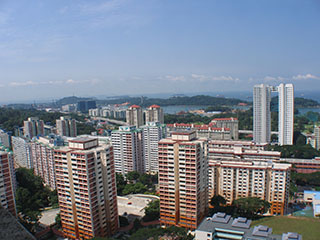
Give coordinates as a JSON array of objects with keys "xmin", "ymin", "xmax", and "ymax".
[
  {"xmin": 92, "ymin": 117, "xmax": 128, "ymax": 126},
  {"xmin": 239, "ymin": 130, "xmax": 279, "ymax": 135}
]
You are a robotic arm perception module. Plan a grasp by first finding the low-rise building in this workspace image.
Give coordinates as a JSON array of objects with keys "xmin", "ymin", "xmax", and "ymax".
[
  {"xmin": 167, "ymin": 123, "xmax": 231, "ymax": 140},
  {"xmin": 195, "ymin": 212, "xmax": 302, "ymax": 240},
  {"xmin": 303, "ymin": 190, "xmax": 320, "ymax": 217}
]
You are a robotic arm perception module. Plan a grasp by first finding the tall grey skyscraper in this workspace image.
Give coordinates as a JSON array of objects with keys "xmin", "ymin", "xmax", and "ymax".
[
  {"xmin": 253, "ymin": 84, "xmax": 271, "ymax": 144},
  {"xmin": 278, "ymin": 83, "xmax": 294, "ymax": 145}
]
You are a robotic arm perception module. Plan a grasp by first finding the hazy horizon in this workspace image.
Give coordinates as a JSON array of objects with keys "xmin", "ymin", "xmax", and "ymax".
[{"xmin": 1, "ymin": 0, "xmax": 320, "ymax": 102}]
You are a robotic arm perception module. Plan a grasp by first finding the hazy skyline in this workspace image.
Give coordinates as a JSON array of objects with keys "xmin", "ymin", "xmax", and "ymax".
[{"xmin": 1, "ymin": 0, "xmax": 320, "ymax": 102}]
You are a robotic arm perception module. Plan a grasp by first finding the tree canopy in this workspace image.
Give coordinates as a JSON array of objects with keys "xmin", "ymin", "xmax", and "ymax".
[{"xmin": 15, "ymin": 168, "xmax": 58, "ymax": 222}]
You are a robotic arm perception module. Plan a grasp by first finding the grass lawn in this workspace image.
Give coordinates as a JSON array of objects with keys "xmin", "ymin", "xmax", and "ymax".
[{"xmin": 253, "ymin": 216, "xmax": 320, "ymax": 240}]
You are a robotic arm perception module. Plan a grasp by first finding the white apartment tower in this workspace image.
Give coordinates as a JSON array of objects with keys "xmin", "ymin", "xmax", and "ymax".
[
  {"xmin": 11, "ymin": 136, "xmax": 33, "ymax": 169},
  {"xmin": 56, "ymin": 116, "xmax": 77, "ymax": 137},
  {"xmin": 145, "ymin": 105, "xmax": 164, "ymax": 124},
  {"xmin": 253, "ymin": 84, "xmax": 271, "ymax": 144},
  {"xmin": 142, "ymin": 122, "xmax": 165, "ymax": 173},
  {"xmin": 30, "ymin": 137, "xmax": 56, "ymax": 189},
  {"xmin": 111, "ymin": 126, "xmax": 144, "ymax": 175},
  {"xmin": 126, "ymin": 105, "xmax": 144, "ymax": 128},
  {"xmin": 278, "ymin": 83, "xmax": 294, "ymax": 145}
]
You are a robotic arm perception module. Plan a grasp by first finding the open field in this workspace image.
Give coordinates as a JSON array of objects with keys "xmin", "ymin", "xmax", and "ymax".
[{"xmin": 253, "ymin": 216, "xmax": 320, "ymax": 240}]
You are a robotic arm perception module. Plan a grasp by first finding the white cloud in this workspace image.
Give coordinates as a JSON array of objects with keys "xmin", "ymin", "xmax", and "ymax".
[
  {"xmin": 292, "ymin": 74, "xmax": 320, "ymax": 80},
  {"xmin": 9, "ymin": 81, "xmax": 38, "ymax": 87},
  {"xmin": 191, "ymin": 74, "xmax": 208, "ymax": 81},
  {"xmin": 165, "ymin": 75, "xmax": 186, "ymax": 82},
  {"xmin": 66, "ymin": 79, "xmax": 76, "ymax": 84},
  {"xmin": 211, "ymin": 76, "xmax": 239, "ymax": 82}
]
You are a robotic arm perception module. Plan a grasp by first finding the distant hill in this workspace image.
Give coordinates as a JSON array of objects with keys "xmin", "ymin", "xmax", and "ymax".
[
  {"xmin": 56, "ymin": 96, "xmax": 94, "ymax": 106},
  {"xmin": 271, "ymin": 96, "xmax": 320, "ymax": 111},
  {"xmin": 97, "ymin": 95, "xmax": 248, "ymax": 107}
]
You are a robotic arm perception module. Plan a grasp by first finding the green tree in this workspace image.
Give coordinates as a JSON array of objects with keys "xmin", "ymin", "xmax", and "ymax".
[
  {"xmin": 232, "ymin": 197, "xmax": 270, "ymax": 219},
  {"xmin": 15, "ymin": 168, "xmax": 55, "ymax": 222},
  {"xmin": 126, "ymin": 171, "xmax": 140, "ymax": 181},
  {"xmin": 55, "ymin": 213, "xmax": 61, "ymax": 229},
  {"xmin": 143, "ymin": 200, "xmax": 160, "ymax": 222},
  {"xmin": 116, "ymin": 173, "xmax": 126, "ymax": 196},
  {"xmin": 210, "ymin": 195, "xmax": 227, "ymax": 207}
]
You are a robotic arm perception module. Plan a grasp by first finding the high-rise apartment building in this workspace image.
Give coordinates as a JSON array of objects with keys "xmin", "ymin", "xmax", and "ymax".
[
  {"xmin": 145, "ymin": 105, "xmax": 164, "ymax": 124},
  {"xmin": 56, "ymin": 116, "xmax": 77, "ymax": 137},
  {"xmin": 54, "ymin": 138, "xmax": 118, "ymax": 239},
  {"xmin": 0, "ymin": 151, "xmax": 16, "ymax": 216},
  {"xmin": 0, "ymin": 129, "xmax": 12, "ymax": 148},
  {"xmin": 313, "ymin": 125, "xmax": 320, "ymax": 150},
  {"xmin": 126, "ymin": 105, "xmax": 143, "ymax": 128},
  {"xmin": 111, "ymin": 126, "xmax": 144, "ymax": 175},
  {"xmin": 209, "ymin": 161, "xmax": 291, "ymax": 215},
  {"xmin": 142, "ymin": 122, "xmax": 166, "ymax": 173},
  {"xmin": 158, "ymin": 131, "xmax": 208, "ymax": 230},
  {"xmin": 253, "ymin": 83, "xmax": 295, "ymax": 145},
  {"xmin": 278, "ymin": 83, "xmax": 294, "ymax": 145},
  {"xmin": 210, "ymin": 118, "xmax": 239, "ymax": 140},
  {"xmin": 30, "ymin": 137, "xmax": 57, "ymax": 189},
  {"xmin": 253, "ymin": 84, "xmax": 271, "ymax": 144},
  {"xmin": 23, "ymin": 117, "xmax": 44, "ymax": 139},
  {"xmin": 11, "ymin": 136, "xmax": 32, "ymax": 169}
]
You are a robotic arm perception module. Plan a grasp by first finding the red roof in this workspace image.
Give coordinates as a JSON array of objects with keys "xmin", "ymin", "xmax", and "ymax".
[
  {"xmin": 176, "ymin": 123, "xmax": 192, "ymax": 127},
  {"xmin": 130, "ymin": 104, "xmax": 141, "ymax": 108},
  {"xmin": 149, "ymin": 104, "xmax": 161, "ymax": 108},
  {"xmin": 211, "ymin": 117, "xmax": 238, "ymax": 121}
]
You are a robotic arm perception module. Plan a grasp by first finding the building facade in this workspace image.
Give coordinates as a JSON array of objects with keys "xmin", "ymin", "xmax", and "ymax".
[
  {"xmin": 0, "ymin": 151, "xmax": 16, "ymax": 216},
  {"xmin": 167, "ymin": 123, "xmax": 232, "ymax": 140},
  {"xmin": 111, "ymin": 126, "xmax": 144, "ymax": 175},
  {"xmin": 210, "ymin": 118, "xmax": 239, "ymax": 140},
  {"xmin": 30, "ymin": 137, "xmax": 57, "ymax": 189},
  {"xmin": 126, "ymin": 105, "xmax": 143, "ymax": 128},
  {"xmin": 23, "ymin": 117, "xmax": 44, "ymax": 139},
  {"xmin": 159, "ymin": 131, "xmax": 208, "ymax": 230},
  {"xmin": 278, "ymin": 83, "xmax": 294, "ymax": 145},
  {"xmin": 253, "ymin": 84, "xmax": 271, "ymax": 144},
  {"xmin": 145, "ymin": 105, "xmax": 164, "ymax": 124},
  {"xmin": 209, "ymin": 161, "xmax": 291, "ymax": 215},
  {"xmin": 142, "ymin": 122, "xmax": 166, "ymax": 173},
  {"xmin": 54, "ymin": 138, "xmax": 118, "ymax": 239},
  {"xmin": 11, "ymin": 136, "xmax": 33, "ymax": 169},
  {"xmin": 56, "ymin": 116, "xmax": 77, "ymax": 137},
  {"xmin": 0, "ymin": 129, "xmax": 12, "ymax": 148}
]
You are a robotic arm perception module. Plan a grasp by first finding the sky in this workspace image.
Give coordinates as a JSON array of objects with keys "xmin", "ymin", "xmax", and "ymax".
[{"xmin": 1, "ymin": 0, "xmax": 320, "ymax": 103}]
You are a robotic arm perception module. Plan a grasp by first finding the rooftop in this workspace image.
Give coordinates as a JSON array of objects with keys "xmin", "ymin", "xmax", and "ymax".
[
  {"xmin": 196, "ymin": 213, "xmax": 302, "ymax": 240},
  {"xmin": 0, "ymin": 207, "xmax": 36, "ymax": 240}
]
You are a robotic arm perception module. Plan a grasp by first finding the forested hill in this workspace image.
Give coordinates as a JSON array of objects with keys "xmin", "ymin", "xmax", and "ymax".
[
  {"xmin": 97, "ymin": 95, "xmax": 247, "ymax": 107},
  {"xmin": 271, "ymin": 96, "xmax": 320, "ymax": 111},
  {"xmin": 56, "ymin": 96, "xmax": 94, "ymax": 106}
]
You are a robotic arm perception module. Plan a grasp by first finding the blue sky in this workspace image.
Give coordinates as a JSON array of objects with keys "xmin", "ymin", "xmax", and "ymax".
[{"xmin": 0, "ymin": 0, "xmax": 320, "ymax": 102}]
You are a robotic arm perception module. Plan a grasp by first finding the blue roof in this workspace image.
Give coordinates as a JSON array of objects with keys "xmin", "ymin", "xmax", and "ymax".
[
  {"xmin": 304, "ymin": 190, "xmax": 320, "ymax": 195},
  {"xmin": 315, "ymin": 193, "xmax": 320, "ymax": 200}
]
